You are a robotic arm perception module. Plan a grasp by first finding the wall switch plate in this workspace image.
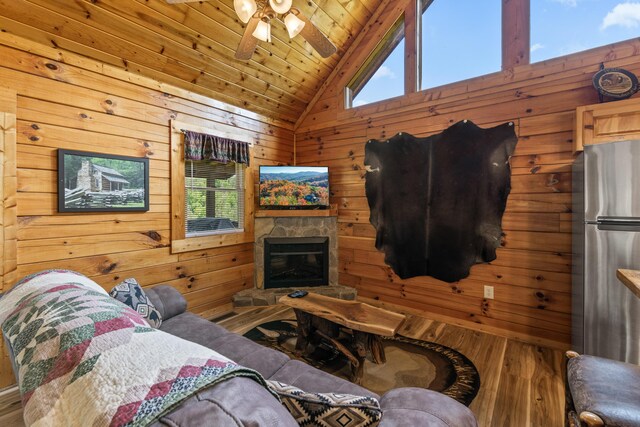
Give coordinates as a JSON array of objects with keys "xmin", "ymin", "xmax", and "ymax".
[{"xmin": 484, "ymin": 285, "xmax": 494, "ymax": 299}]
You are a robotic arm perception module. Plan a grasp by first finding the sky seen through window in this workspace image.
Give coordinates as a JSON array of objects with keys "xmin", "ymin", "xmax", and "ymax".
[{"xmin": 353, "ymin": 0, "xmax": 640, "ymax": 108}]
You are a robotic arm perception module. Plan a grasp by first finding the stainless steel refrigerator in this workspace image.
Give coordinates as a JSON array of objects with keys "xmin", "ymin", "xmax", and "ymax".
[{"xmin": 573, "ymin": 139, "xmax": 640, "ymax": 364}]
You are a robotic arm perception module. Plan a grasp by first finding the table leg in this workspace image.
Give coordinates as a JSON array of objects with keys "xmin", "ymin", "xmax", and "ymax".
[
  {"xmin": 370, "ymin": 335, "xmax": 386, "ymax": 364},
  {"xmin": 351, "ymin": 331, "xmax": 388, "ymax": 384},
  {"xmin": 292, "ymin": 310, "xmax": 389, "ymax": 385},
  {"xmin": 293, "ymin": 309, "xmax": 312, "ymax": 354},
  {"xmin": 351, "ymin": 358, "xmax": 365, "ymax": 384}
]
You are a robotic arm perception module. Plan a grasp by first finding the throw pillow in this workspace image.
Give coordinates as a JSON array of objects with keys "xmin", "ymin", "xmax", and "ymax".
[
  {"xmin": 109, "ymin": 278, "xmax": 162, "ymax": 328},
  {"xmin": 267, "ymin": 380, "xmax": 382, "ymax": 427}
]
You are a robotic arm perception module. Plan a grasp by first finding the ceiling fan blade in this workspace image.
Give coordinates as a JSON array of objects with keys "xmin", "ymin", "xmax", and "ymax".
[
  {"xmin": 235, "ymin": 16, "xmax": 260, "ymax": 60},
  {"xmin": 295, "ymin": 12, "xmax": 337, "ymax": 58}
]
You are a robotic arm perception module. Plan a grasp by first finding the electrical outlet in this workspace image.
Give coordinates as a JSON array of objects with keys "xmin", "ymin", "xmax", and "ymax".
[{"xmin": 484, "ymin": 285, "xmax": 494, "ymax": 299}]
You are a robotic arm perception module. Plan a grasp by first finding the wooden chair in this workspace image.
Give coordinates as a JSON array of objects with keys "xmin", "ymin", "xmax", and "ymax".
[{"xmin": 565, "ymin": 351, "xmax": 640, "ymax": 426}]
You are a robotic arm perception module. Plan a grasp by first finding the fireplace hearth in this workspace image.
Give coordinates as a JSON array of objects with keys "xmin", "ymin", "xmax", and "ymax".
[{"xmin": 264, "ymin": 237, "xmax": 329, "ymax": 289}]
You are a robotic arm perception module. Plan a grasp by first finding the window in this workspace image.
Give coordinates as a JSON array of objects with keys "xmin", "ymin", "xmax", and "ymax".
[
  {"xmin": 531, "ymin": 0, "xmax": 640, "ymax": 63},
  {"xmin": 185, "ymin": 160, "xmax": 244, "ymax": 237},
  {"xmin": 421, "ymin": 0, "xmax": 501, "ymax": 89},
  {"xmin": 170, "ymin": 121, "xmax": 253, "ymax": 253},
  {"xmin": 346, "ymin": 17, "xmax": 405, "ymax": 108},
  {"xmin": 346, "ymin": 0, "xmax": 503, "ymax": 107}
]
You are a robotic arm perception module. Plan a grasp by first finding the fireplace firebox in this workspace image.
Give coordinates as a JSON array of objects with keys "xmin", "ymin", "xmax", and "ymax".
[{"xmin": 264, "ymin": 237, "xmax": 329, "ymax": 289}]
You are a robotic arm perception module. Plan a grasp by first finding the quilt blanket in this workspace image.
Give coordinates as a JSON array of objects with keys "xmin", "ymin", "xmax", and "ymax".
[{"xmin": 0, "ymin": 270, "xmax": 271, "ymax": 427}]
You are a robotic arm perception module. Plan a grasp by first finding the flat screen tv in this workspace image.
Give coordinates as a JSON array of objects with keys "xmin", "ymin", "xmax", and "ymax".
[{"xmin": 259, "ymin": 166, "xmax": 329, "ymax": 210}]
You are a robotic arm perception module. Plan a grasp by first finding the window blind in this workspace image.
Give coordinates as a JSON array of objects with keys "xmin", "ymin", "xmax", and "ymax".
[{"xmin": 184, "ymin": 160, "xmax": 245, "ymax": 237}]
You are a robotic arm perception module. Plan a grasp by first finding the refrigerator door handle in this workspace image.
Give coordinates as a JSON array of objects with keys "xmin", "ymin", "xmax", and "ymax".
[
  {"xmin": 597, "ymin": 217, "xmax": 640, "ymax": 231},
  {"xmin": 596, "ymin": 216, "xmax": 640, "ymax": 225},
  {"xmin": 597, "ymin": 216, "xmax": 640, "ymax": 224}
]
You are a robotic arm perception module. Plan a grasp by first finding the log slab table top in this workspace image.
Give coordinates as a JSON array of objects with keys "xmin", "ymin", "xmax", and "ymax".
[
  {"xmin": 279, "ymin": 292, "xmax": 406, "ymax": 384},
  {"xmin": 278, "ymin": 292, "xmax": 406, "ymax": 336},
  {"xmin": 617, "ymin": 269, "xmax": 640, "ymax": 299}
]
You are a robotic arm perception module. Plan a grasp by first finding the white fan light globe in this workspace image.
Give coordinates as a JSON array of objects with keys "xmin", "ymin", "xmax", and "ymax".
[
  {"xmin": 269, "ymin": 0, "xmax": 293, "ymax": 14},
  {"xmin": 284, "ymin": 13, "xmax": 305, "ymax": 38},
  {"xmin": 234, "ymin": 0, "xmax": 257, "ymax": 23}
]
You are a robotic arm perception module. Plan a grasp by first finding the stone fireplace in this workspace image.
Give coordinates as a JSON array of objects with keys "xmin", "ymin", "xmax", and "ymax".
[
  {"xmin": 263, "ymin": 237, "xmax": 329, "ymax": 289},
  {"xmin": 254, "ymin": 217, "xmax": 338, "ymax": 289},
  {"xmin": 232, "ymin": 215, "xmax": 356, "ymax": 307}
]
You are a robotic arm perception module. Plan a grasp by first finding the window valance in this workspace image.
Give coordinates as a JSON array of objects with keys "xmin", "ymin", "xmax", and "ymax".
[{"xmin": 182, "ymin": 130, "xmax": 250, "ymax": 165}]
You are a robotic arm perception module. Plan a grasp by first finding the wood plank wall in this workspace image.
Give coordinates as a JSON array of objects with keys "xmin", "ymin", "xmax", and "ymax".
[
  {"xmin": 0, "ymin": 87, "xmax": 17, "ymax": 294},
  {"xmin": 0, "ymin": 34, "xmax": 293, "ymax": 388},
  {"xmin": 295, "ymin": 15, "xmax": 640, "ymax": 348}
]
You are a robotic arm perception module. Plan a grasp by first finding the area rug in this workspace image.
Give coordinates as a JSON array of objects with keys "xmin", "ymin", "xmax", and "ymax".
[{"xmin": 243, "ymin": 319, "xmax": 480, "ymax": 406}]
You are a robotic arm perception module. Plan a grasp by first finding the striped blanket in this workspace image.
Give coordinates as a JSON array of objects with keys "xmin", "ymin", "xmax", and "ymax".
[{"xmin": 0, "ymin": 270, "xmax": 271, "ymax": 427}]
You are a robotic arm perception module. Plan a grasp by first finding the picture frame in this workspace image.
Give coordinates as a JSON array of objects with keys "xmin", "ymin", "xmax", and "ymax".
[{"xmin": 57, "ymin": 149, "xmax": 149, "ymax": 213}]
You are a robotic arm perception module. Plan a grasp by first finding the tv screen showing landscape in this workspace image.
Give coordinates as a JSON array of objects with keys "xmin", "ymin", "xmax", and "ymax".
[{"xmin": 259, "ymin": 166, "xmax": 329, "ymax": 209}]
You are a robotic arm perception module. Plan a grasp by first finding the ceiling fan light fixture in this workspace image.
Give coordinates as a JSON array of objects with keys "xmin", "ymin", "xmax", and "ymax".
[
  {"xmin": 268, "ymin": 0, "xmax": 292, "ymax": 14},
  {"xmin": 253, "ymin": 19, "xmax": 272, "ymax": 42},
  {"xmin": 284, "ymin": 12, "xmax": 305, "ymax": 38},
  {"xmin": 234, "ymin": 0, "xmax": 257, "ymax": 23}
]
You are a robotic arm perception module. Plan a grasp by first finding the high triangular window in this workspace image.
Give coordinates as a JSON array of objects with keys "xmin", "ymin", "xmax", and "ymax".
[
  {"xmin": 346, "ymin": 17, "xmax": 405, "ymax": 108},
  {"xmin": 531, "ymin": 0, "xmax": 639, "ymax": 63},
  {"xmin": 421, "ymin": 0, "xmax": 501, "ymax": 89}
]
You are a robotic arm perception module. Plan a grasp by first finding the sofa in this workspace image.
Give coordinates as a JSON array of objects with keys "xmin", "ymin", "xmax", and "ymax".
[
  {"xmin": 1, "ymin": 272, "xmax": 478, "ymax": 427},
  {"xmin": 144, "ymin": 285, "xmax": 478, "ymax": 426}
]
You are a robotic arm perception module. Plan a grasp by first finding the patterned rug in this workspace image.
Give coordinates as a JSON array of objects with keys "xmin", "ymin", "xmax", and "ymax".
[{"xmin": 244, "ymin": 319, "xmax": 480, "ymax": 406}]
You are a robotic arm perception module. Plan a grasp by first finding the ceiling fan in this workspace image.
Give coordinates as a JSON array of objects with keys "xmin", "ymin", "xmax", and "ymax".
[{"xmin": 166, "ymin": 0, "xmax": 337, "ymax": 60}]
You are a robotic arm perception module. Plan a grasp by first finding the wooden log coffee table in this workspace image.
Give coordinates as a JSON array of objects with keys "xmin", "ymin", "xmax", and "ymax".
[{"xmin": 279, "ymin": 292, "xmax": 406, "ymax": 384}]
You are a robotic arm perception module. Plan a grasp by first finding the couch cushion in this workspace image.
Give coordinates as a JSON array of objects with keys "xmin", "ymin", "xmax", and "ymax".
[
  {"xmin": 144, "ymin": 285, "xmax": 188, "ymax": 320},
  {"xmin": 267, "ymin": 380, "xmax": 382, "ymax": 427},
  {"xmin": 160, "ymin": 312, "xmax": 291, "ymax": 378},
  {"xmin": 208, "ymin": 333, "xmax": 291, "ymax": 378},
  {"xmin": 159, "ymin": 312, "xmax": 230, "ymax": 346},
  {"xmin": 269, "ymin": 360, "xmax": 379, "ymax": 399},
  {"xmin": 378, "ymin": 388, "xmax": 477, "ymax": 427},
  {"xmin": 150, "ymin": 377, "xmax": 298, "ymax": 427}
]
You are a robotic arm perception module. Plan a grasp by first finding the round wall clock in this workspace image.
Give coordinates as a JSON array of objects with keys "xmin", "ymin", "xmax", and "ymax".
[{"xmin": 592, "ymin": 67, "xmax": 639, "ymax": 100}]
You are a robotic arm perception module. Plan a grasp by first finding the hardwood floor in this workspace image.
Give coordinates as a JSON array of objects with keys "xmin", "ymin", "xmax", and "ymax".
[
  {"xmin": 0, "ymin": 305, "xmax": 565, "ymax": 427},
  {"xmin": 217, "ymin": 305, "xmax": 566, "ymax": 427}
]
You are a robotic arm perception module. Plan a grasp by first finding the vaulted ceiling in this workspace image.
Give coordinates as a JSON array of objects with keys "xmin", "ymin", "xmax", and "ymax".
[{"xmin": 0, "ymin": 0, "xmax": 380, "ymax": 123}]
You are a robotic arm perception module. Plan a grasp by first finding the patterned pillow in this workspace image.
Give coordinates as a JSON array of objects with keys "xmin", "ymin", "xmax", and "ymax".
[
  {"xmin": 267, "ymin": 380, "xmax": 382, "ymax": 427},
  {"xmin": 109, "ymin": 278, "xmax": 162, "ymax": 328}
]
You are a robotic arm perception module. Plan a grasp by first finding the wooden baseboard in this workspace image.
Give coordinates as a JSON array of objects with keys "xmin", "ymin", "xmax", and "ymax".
[
  {"xmin": 357, "ymin": 296, "xmax": 570, "ymax": 351},
  {"xmin": 0, "ymin": 385, "xmax": 20, "ymax": 417}
]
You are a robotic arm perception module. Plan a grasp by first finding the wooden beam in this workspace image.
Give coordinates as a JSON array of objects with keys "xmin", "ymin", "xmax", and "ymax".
[
  {"xmin": 502, "ymin": 0, "xmax": 530, "ymax": 69},
  {"xmin": 0, "ymin": 87, "xmax": 17, "ymax": 292},
  {"xmin": 170, "ymin": 120, "xmax": 186, "ymax": 245},
  {"xmin": 404, "ymin": 0, "xmax": 420, "ymax": 94}
]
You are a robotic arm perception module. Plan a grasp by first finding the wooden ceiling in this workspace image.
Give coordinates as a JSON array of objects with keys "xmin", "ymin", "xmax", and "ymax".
[{"xmin": 0, "ymin": 0, "xmax": 380, "ymax": 124}]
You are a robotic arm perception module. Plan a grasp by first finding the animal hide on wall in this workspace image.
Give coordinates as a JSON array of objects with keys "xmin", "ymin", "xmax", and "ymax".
[{"xmin": 364, "ymin": 120, "xmax": 518, "ymax": 282}]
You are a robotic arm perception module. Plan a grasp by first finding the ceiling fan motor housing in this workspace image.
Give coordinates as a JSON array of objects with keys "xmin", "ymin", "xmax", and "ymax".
[{"xmin": 232, "ymin": 0, "xmax": 337, "ymax": 60}]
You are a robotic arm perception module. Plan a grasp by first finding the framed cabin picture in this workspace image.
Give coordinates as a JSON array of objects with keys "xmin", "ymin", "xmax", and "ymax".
[{"xmin": 57, "ymin": 149, "xmax": 150, "ymax": 213}]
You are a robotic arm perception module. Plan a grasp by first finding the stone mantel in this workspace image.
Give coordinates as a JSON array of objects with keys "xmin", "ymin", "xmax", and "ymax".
[{"xmin": 255, "ymin": 205, "xmax": 338, "ymax": 218}]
